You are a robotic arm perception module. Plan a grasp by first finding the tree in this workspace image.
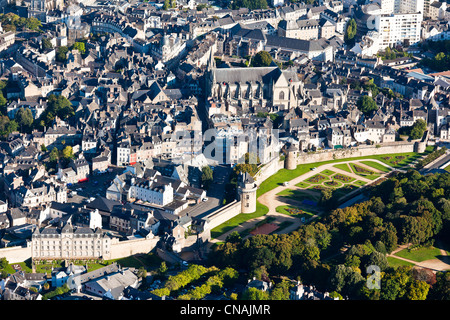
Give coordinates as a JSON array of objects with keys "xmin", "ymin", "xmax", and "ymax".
[
  {"xmin": 406, "ymin": 280, "xmax": 429, "ymax": 300},
  {"xmin": 357, "ymin": 96, "xmax": 378, "ymax": 116},
  {"xmin": 251, "ymin": 51, "xmax": 273, "ymax": 67},
  {"xmin": 241, "ymin": 287, "xmax": 269, "ymax": 300},
  {"xmin": 365, "ymin": 251, "xmax": 389, "ymax": 272},
  {"xmin": 158, "ymin": 261, "xmax": 168, "ymax": 275},
  {"xmin": 409, "ymin": 119, "xmax": 427, "ymax": 140},
  {"xmin": 41, "ymin": 38, "xmax": 53, "ymax": 51},
  {"xmin": 49, "ymin": 147, "xmax": 59, "ymax": 162},
  {"xmin": 56, "ymin": 46, "xmax": 69, "ymax": 63},
  {"xmin": 232, "ymin": 0, "xmax": 268, "ymax": 10},
  {"xmin": 61, "ymin": 146, "xmax": 74, "ymax": 161},
  {"xmin": 0, "ymin": 257, "xmax": 8, "ymax": 269},
  {"xmin": 71, "ymin": 42, "xmax": 86, "ymax": 55},
  {"xmin": 25, "ymin": 17, "xmax": 42, "ymax": 31},
  {"xmin": 0, "ymin": 92, "xmax": 6, "ymax": 109},
  {"xmin": 0, "ymin": 116, "xmax": 18, "ymax": 137},
  {"xmin": 269, "ymin": 280, "xmax": 292, "ymax": 300},
  {"xmin": 225, "ymin": 231, "xmax": 242, "ymax": 244},
  {"xmin": 15, "ymin": 107, "xmax": 33, "ymax": 133},
  {"xmin": 201, "ymin": 166, "xmax": 214, "ymax": 189},
  {"xmin": 137, "ymin": 267, "xmax": 147, "ymax": 279},
  {"xmin": 163, "ymin": 0, "xmax": 170, "ymax": 9},
  {"xmin": 428, "ymin": 272, "xmax": 450, "ymax": 300},
  {"xmin": 344, "ymin": 19, "xmax": 357, "ymax": 45},
  {"xmin": 233, "ymin": 152, "xmax": 260, "ymax": 178}
]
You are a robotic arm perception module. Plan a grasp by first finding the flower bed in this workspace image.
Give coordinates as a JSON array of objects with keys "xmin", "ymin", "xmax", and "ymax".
[
  {"xmin": 324, "ymin": 180, "xmax": 340, "ymax": 187},
  {"xmin": 352, "ymin": 164, "xmax": 374, "ymax": 175},
  {"xmin": 332, "ymin": 173, "xmax": 353, "ymax": 182},
  {"xmin": 306, "ymin": 174, "xmax": 327, "ymax": 184}
]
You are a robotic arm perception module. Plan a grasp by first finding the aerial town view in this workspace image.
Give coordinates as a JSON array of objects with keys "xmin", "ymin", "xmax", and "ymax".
[{"xmin": 0, "ymin": 0, "xmax": 449, "ymax": 306}]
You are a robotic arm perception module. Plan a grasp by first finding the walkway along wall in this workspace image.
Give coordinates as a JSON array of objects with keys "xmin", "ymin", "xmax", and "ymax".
[
  {"xmin": 0, "ymin": 244, "xmax": 32, "ymax": 264},
  {"xmin": 103, "ymin": 237, "xmax": 160, "ymax": 260},
  {"xmin": 201, "ymin": 200, "xmax": 242, "ymax": 231}
]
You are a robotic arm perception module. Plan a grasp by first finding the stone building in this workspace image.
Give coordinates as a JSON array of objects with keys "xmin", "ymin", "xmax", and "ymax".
[
  {"xmin": 31, "ymin": 217, "xmax": 111, "ymax": 261},
  {"xmin": 207, "ymin": 66, "xmax": 303, "ymax": 111}
]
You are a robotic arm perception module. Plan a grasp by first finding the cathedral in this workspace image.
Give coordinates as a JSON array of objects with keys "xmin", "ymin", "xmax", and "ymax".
[{"xmin": 206, "ymin": 65, "xmax": 304, "ymax": 112}]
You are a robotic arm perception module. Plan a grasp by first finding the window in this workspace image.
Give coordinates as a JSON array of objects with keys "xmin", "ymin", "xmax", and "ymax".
[{"xmin": 279, "ymin": 91, "xmax": 285, "ymax": 100}]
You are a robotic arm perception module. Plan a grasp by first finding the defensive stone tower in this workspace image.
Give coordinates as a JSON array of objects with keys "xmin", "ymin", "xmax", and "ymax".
[
  {"xmin": 285, "ymin": 143, "xmax": 298, "ymax": 170},
  {"xmin": 237, "ymin": 172, "xmax": 257, "ymax": 214}
]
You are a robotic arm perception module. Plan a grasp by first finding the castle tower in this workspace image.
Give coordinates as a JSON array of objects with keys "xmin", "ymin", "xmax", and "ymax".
[
  {"xmin": 285, "ymin": 143, "xmax": 298, "ymax": 170},
  {"xmin": 237, "ymin": 172, "xmax": 257, "ymax": 214}
]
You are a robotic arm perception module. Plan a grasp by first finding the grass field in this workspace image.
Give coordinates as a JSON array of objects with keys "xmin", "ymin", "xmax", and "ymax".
[
  {"xmin": 360, "ymin": 161, "xmax": 391, "ymax": 172},
  {"xmin": 333, "ymin": 163, "xmax": 352, "ymax": 173},
  {"xmin": 394, "ymin": 246, "xmax": 442, "ymax": 262},
  {"xmin": 387, "ymin": 256, "xmax": 415, "ymax": 268},
  {"xmin": 210, "ymin": 201, "xmax": 269, "ymax": 239},
  {"xmin": 352, "ymin": 180, "xmax": 367, "ymax": 186},
  {"xmin": 295, "ymin": 181, "xmax": 311, "ymax": 188},
  {"xmin": 275, "ymin": 205, "xmax": 316, "ymax": 219},
  {"xmin": 349, "ymin": 163, "xmax": 380, "ymax": 180},
  {"xmin": 320, "ymin": 169, "xmax": 336, "ymax": 176}
]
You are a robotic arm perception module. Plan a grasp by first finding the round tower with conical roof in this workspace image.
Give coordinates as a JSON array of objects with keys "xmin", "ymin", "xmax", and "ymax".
[{"xmin": 237, "ymin": 172, "xmax": 257, "ymax": 214}]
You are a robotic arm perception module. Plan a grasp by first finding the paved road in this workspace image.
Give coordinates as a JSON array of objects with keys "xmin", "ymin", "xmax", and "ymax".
[{"xmin": 424, "ymin": 152, "xmax": 450, "ymax": 171}]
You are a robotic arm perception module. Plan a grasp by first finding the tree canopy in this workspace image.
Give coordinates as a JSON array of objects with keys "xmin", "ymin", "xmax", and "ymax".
[
  {"xmin": 251, "ymin": 51, "xmax": 273, "ymax": 67},
  {"xmin": 344, "ymin": 19, "xmax": 357, "ymax": 45},
  {"xmin": 357, "ymin": 95, "xmax": 378, "ymax": 116}
]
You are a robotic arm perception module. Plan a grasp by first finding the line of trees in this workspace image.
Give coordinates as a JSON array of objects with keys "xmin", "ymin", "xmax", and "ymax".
[{"xmin": 415, "ymin": 147, "xmax": 447, "ymax": 169}]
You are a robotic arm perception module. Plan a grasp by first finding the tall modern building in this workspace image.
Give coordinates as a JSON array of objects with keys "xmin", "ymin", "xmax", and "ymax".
[
  {"xmin": 375, "ymin": 12, "xmax": 422, "ymax": 48},
  {"xmin": 374, "ymin": 0, "xmax": 424, "ymax": 49}
]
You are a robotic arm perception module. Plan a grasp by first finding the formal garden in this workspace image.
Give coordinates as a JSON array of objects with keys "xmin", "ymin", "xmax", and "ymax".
[{"xmin": 210, "ymin": 148, "xmax": 433, "ymax": 240}]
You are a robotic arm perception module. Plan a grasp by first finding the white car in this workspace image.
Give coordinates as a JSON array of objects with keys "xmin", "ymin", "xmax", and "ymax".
[
  {"xmin": 283, "ymin": 182, "xmax": 289, "ymax": 186},
  {"xmin": 202, "ymin": 197, "xmax": 208, "ymax": 202}
]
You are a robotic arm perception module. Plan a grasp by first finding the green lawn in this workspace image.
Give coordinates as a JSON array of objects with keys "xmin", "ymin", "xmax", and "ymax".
[
  {"xmin": 324, "ymin": 180, "xmax": 343, "ymax": 188},
  {"xmin": 320, "ymin": 169, "xmax": 336, "ymax": 176},
  {"xmin": 333, "ymin": 163, "xmax": 352, "ymax": 173},
  {"xmin": 277, "ymin": 188, "xmax": 321, "ymax": 201},
  {"xmin": 353, "ymin": 180, "xmax": 367, "ymax": 187},
  {"xmin": 444, "ymin": 164, "xmax": 450, "ymax": 172},
  {"xmin": 295, "ymin": 181, "xmax": 310, "ymax": 188},
  {"xmin": 394, "ymin": 246, "xmax": 442, "ymax": 262},
  {"xmin": 387, "ymin": 256, "xmax": 415, "ymax": 268},
  {"xmin": 359, "ymin": 161, "xmax": 391, "ymax": 172},
  {"xmin": 275, "ymin": 205, "xmax": 315, "ymax": 219},
  {"xmin": 349, "ymin": 163, "xmax": 380, "ymax": 180},
  {"xmin": 210, "ymin": 202, "xmax": 269, "ymax": 239}
]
